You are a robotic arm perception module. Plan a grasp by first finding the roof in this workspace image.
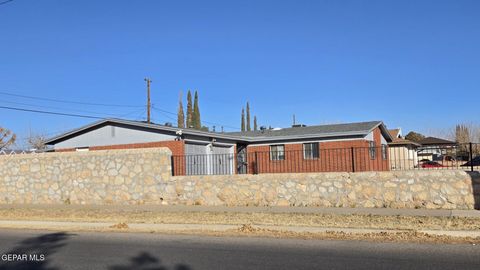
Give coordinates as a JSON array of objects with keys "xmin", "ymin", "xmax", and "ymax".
[
  {"xmin": 226, "ymin": 121, "xmax": 393, "ymax": 142},
  {"xmin": 417, "ymin": 137, "xmax": 456, "ymax": 146},
  {"xmin": 45, "ymin": 118, "xmax": 248, "ymax": 145},
  {"xmin": 388, "ymin": 138, "xmax": 421, "ymax": 147},
  {"xmin": 46, "ymin": 119, "xmax": 393, "ymax": 145},
  {"xmin": 387, "ymin": 128, "xmax": 419, "ymax": 146},
  {"xmin": 388, "ymin": 129, "xmax": 401, "ymax": 139}
]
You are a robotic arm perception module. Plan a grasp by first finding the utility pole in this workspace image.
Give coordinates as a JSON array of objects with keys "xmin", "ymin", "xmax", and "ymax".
[{"xmin": 144, "ymin": 77, "xmax": 152, "ymax": 123}]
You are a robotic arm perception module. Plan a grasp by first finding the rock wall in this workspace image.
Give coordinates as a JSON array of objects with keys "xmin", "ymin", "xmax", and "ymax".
[
  {"xmin": 0, "ymin": 149, "xmax": 172, "ymax": 205},
  {"xmin": 171, "ymin": 171, "xmax": 478, "ymax": 209},
  {"xmin": 0, "ymin": 148, "xmax": 478, "ymax": 209}
]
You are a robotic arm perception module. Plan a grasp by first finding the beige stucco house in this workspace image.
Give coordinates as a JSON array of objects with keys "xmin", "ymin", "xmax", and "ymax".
[{"xmin": 388, "ymin": 129, "xmax": 420, "ymax": 170}]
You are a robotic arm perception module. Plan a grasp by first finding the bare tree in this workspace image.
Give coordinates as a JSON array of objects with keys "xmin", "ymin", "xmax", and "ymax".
[
  {"xmin": 455, "ymin": 124, "xmax": 471, "ymax": 144},
  {"xmin": 0, "ymin": 127, "xmax": 16, "ymax": 150},
  {"xmin": 27, "ymin": 133, "xmax": 48, "ymax": 151}
]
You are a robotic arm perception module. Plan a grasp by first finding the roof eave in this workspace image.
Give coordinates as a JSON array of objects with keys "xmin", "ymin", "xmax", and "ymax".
[
  {"xmin": 45, "ymin": 118, "xmax": 248, "ymax": 145},
  {"xmin": 369, "ymin": 121, "xmax": 393, "ymax": 142}
]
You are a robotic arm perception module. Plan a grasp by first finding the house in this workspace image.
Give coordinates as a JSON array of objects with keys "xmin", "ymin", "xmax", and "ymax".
[
  {"xmin": 227, "ymin": 121, "xmax": 392, "ymax": 174},
  {"xmin": 45, "ymin": 118, "xmax": 393, "ymax": 175},
  {"xmin": 387, "ymin": 129, "xmax": 420, "ymax": 170},
  {"xmin": 416, "ymin": 136, "xmax": 456, "ymax": 162}
]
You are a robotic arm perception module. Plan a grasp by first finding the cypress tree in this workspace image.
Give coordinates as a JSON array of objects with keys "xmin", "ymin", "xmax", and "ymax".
[
  {"xmin": 241, "ymin": 108, "xmax": 245, "ymax": 131},
  {"xmin": 254, "ymin": 116, "xmax": 258, "ymax": 131},
  {"xmin": 186, "ymin": 90, "xmax": 193, "ymax": 128},
  {"xmin": 177, "ymin": 91, "xmax": 185, "ymax": 128},
  {"xmin": 193, "ymin": 90, "xmax": 201, "ymax": 129},
  {"xmin": 246, "ymin": 102, "xmax": 251, "ymax": 131}
]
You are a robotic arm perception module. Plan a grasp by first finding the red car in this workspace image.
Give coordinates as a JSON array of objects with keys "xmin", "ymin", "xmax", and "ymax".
[{"xmin": 421, "ymin": 161, "xmax": 445, "ymax": 168}]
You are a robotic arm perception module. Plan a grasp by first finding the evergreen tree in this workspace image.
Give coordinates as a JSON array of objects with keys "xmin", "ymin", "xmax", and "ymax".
[
  {"xmin": 246, "ymin": 102, "xmax": 251, "ymax": 131},
  {"xmin": 405, "ymin": 131, "xmax": 425, "ymax": 142},
  {"xmin": 193, "ymin": 91, "xmax": 201, "ymax": 129},
  {"xmin": 177, "ymin": 91, "xmax": 185, "ymax": 128},
  {"xmin": 254, "ymin": 116, "xmax": 258, "ymax": 131},
  {"xmin": 186, "ymin": 90, "xmax": 193, "ymax": 128},
  {"xmin": 241, "ymin": 108, "xmax": 245, "ymax": 132}
]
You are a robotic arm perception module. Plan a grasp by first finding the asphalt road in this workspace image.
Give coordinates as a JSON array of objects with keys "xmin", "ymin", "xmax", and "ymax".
[{"xmin": 0, "ymin": 229, "xmax": 478, "ymax": 270}]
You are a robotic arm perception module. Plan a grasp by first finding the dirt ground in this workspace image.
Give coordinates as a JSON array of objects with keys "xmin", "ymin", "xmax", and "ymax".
[{"xmin": 1, "ymin": 206, "xmax": 480, "ymax": 231}]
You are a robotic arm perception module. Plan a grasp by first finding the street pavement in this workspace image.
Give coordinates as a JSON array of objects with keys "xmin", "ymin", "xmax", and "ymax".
[{"xmin": 0, "ymin": 229, "xmax": 479, "ymax": 270}]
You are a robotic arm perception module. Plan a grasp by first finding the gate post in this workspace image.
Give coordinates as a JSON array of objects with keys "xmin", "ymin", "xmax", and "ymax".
[
  {"xmin": 351, "ymin": 147, "xmax": 356, "ymax": 173},
  {"xmin": 470, "ymin": 142, "xmax": 474, "ymax": 172},
  {"xmin": 171, "ymin": 156, "xmax": 175, "ymax": 176},
  {"xmin": 254, "ymin": 152, "xmax": 259, "ymax": 174}
]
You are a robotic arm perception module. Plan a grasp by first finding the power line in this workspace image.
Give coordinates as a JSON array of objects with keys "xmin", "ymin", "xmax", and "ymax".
[
  {"xmin": 0, "ymin": 90, "xmax": 240, "ymax": 131},
  {"xmin": 0, "ymin": 0, "xmax": 14, "ymax": 6},
  {"xmin": 0, "ymin": 105, "xmax": 105, "ymax": 120},
  {"xmin": 0, "ymin": 91, "xmax": 144, "ymax": 108},
  {"xmin": 151, "ymin": 105, "xmax": 240, "ymax": 131},
  {"xmin": 0, "ymin": 99, "xmax": 142, "ymax": 118}
]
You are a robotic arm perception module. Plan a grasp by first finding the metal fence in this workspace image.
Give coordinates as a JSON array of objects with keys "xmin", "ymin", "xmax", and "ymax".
[
  {"xmin": 399, "ymin": 142, "xmax": 480, "ymax": 172},
  {"xmin": 171, "ymin": 143, "xmax": 480, "ymax": 176}
]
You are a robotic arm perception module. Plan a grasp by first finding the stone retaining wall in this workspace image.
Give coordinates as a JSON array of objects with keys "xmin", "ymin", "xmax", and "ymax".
[
  {"xmin": 0, "ymin": 148, "xmax": 172, "ymax": 205},
  {"xmin": 171, "ymin": 171, "xmax": 479, "ymax": 209},
  {"xmin": 0, "ymin": 148, "xmax": 478, "ymax": 209}
]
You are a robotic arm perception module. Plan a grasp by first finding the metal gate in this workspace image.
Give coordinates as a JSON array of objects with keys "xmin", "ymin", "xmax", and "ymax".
[{"xmin": 184, "ymin": 143, "xmax": 234, "ymax": 175}]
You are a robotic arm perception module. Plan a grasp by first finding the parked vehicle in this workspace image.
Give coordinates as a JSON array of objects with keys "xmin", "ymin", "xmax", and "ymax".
[
  {"xmin": 421, "ymin": 161, "xmax": 445, "ymax": 168},
  {"xmin": 461, "ymin": 156, "xmax": 480, "ymax": 167}
]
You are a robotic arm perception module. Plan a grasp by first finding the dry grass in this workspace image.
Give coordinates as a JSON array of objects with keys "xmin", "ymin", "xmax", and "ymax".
[
  {"xmin": 0, "ymin": 206, "xmax": 480, "ymax": 231},
  {"xmin": 109, "ymin": 222, "xmax": 129, "ymax": 229},
  {"xmin": 228, "ymin": 224, "xmax": 480, "ymax": 244}
]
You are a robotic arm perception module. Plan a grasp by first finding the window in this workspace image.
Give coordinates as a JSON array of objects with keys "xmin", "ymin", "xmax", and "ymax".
[
  {"xmin": 369, "ymin": 141, "xmax": 376, "ymax": 159},
  {"xmin": 270, "ymin": 145, "xmax": 285, "ymax": 160},
  {"xmin": 381, "ymin": 145, "xmax": 387, "ymax": 160},
  {"xmin": 303, "ymin": 143, "xmax": 319, "ymax": 159}
]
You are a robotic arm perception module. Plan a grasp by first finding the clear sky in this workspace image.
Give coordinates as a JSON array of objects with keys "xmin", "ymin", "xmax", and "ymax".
[{"xmin": 1, "ymin": 0, "xmax": 479, "ymax": 146}]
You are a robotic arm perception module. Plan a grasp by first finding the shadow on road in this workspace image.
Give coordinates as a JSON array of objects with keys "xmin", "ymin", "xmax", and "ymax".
[
  {"xmin": 0, "ymin": 232, "xmax": 72, "ymax": 270},
  {"xmin": 109, "ymin": 251, "xmax": 192, "ymax": 270}
]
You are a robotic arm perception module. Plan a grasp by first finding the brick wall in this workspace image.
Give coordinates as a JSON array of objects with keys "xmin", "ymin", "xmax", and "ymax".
[
  {"xmin": 246, "ymin": 127, "xmax": 389, "ymax": 174},
  {"xmin": 56, "ymin": 140, "xmax": 185, "ymax": 156}
]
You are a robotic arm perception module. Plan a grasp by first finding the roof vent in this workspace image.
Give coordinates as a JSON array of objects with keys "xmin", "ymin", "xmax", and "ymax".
[{"xmin": 292, "ymin": 124, "xmax": 307, "ymax": 128}]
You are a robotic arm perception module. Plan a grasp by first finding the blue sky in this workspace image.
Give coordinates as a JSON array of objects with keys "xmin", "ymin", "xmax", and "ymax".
[{"xmin": 1, "ymin": 0, "xmax": 479, "ymax": 146}]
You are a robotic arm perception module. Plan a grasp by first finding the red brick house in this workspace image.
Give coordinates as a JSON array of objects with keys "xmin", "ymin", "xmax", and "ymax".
[{"xmin": 45, "ymin": 119, "xmax": 393, "ymax": 175}]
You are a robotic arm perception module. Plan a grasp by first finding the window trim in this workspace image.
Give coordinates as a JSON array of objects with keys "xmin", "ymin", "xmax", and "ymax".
[
  {"xmin": 270, "ymin": 144, "xmax": 285, "ymax": 161},
  {"xmin": 369, "ymin": 141, "xmax": 376, "ymax": 160},
  {"xmin": 381, "ymin": 144, "xmax": 387, "ymax": 160},
  {"xmin": 303, "ymin": 142, "xmax": 319, "ymax": 160}
]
